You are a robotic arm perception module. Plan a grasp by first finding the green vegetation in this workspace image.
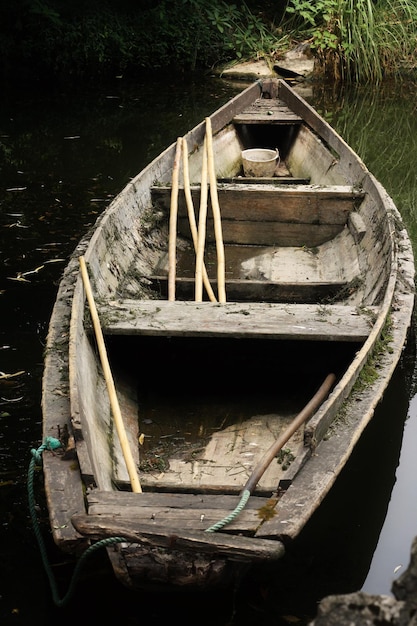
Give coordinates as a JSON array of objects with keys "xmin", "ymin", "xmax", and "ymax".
[
  {"xmin": 284, "ymin": 0, "xmax": 417, "ymax": 82},
  {"xmin": 0, "ymin": 0, "xmax": 285, "ymax": 78},
  {"xmin": 1, "ymin": 0, "xmax": 416, "ymax": 83}
]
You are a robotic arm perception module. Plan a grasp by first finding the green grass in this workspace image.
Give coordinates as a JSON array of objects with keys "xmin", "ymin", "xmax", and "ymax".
[{"xmin": 283, "ymin": 0, "xmax": 417, "ymax": 83}]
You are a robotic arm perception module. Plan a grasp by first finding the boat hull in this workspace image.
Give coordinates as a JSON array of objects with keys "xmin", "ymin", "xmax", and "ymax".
[{"xmin": 41, "ymin": 79, "xmax": 415, "ymax": 589}]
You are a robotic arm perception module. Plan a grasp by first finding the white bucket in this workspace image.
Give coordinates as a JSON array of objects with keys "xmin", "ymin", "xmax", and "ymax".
[{"xmin": 241, "ymin": 148, "xmax": 279, "ymax": 177}]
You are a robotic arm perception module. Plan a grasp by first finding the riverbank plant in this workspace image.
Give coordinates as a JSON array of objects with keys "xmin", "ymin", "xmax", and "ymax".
[{"xmin": 284, "ymin": 0, "xmax": 417, "ymax": 82}]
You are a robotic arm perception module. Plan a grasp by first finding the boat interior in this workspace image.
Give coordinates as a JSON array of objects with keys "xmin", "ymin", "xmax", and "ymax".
[
  {"xmin": 90, "ymin": 93, "xmax": 378, "ymax": 499},
  {"xmin": 80, "ymin": 85, "xmax": 389, "ymax": 504},
  {"xmin": 146, "ymin": 105, "xmax": 367, "ymax": 308}
]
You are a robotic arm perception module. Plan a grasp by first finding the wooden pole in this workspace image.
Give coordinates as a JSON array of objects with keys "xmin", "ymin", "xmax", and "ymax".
[
  {"xmin": 79, "ymin": 256, "xmax": 142, "ymax": 494},
  {"xmin": 242, "ymin": 372, "xmax": 336, "ymax": 495},
  {"xmin": 168, "ymin": 137, "xmax": 182, "ymax": 302},
  {"xmin": 195, "ymin": 136, "xmax": 208, "ymax": 302},
  {"xmin": 182, "ymin": 137, "xmax": 216, "ymax": 303},
  {"xmin": 205, "ymin": 117, "xmax": 226, "ymax": 303}
]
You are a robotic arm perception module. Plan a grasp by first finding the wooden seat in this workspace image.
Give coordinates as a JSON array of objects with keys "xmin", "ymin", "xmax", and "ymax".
[
  {"xmin": 87, "ymin": 490, "xmax": 268, "ymax": 533},
  {"xmin": 96, "ymin": 300, "xmax": 377, "ymax": 342},
  {"xmin": 151, "ymin": 183, "xmax": 365, "ymax": 247}
]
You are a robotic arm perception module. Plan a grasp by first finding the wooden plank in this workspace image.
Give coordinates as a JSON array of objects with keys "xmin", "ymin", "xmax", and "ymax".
[
  {"xmin": 149, "ymin": 276, "xmax": 349, "ymax": 304},
  {"xmin": 97, "ymin": 300, "xmax": 377, "ymax": 342},
  {"xmin": 233, "ymin": 98, "xmax": 303, "ymax": 125},
  {"xmin": 87, "ymin": 491, "xmax": 281, "ymax": 533},
  {"xmin": 136, "ymin": 412, "xmax": 307, "ymax": 495},
  {"xmin": 88, "ymin": 490, "xmax": 268, "ymax": 510},
  {"xmin": 42, "ymin": 256, "xmax": 88, "ymax": 551},
  {"xmin": 178, "ymin": 219, "xmax": 343, "ymax": 247},
  {"xmin": 71, "ymin": 513, "xmax": 286, "ymax": 561},
  {"xmin": 218, "ymin": 177, "xmax": 311, "ymax": 185},
  {"xmin": 151, "ymin": 184, "xmax": 364, "ymax": 226}
]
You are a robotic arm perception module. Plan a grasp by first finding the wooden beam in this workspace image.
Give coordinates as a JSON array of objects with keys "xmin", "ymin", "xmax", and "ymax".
[
  {"xmin": 71, "ymin": 513, "xmax": 286, "ymax": 561},
  {"xmin": 152, "ymin": 184, "xmax": 365, "ymax": 226},
  {"xmin": 87, "ymin": 490, "xmax": 281, "ymax": 534},
  {"xmin": 96, "ymin": 300, "xmax": 377, "ymax": 342}
]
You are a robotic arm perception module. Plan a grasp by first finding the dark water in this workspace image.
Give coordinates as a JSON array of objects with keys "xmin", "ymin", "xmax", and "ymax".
[{"xmin": 1, "ymin": 74, "xmax": 416, "ymax": 625}]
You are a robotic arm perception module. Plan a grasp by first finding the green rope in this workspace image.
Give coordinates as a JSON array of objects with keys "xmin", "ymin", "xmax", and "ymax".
[
  {"xmin": 205, "ymin": 489, "xmax": 251, "ymax": 533},
  {"xmin": 28, "ymin": 438, "xmax": 128, "ymax": 607}
]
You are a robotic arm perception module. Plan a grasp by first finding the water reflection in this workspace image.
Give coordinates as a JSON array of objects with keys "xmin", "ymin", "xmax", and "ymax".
[
  {"xmin": 310, "ymin": 80, "xmax": 417, "ymax": 251},
  {"xmin": 0, "ymin": 74, "xmax": 416, "ymax": 624}
]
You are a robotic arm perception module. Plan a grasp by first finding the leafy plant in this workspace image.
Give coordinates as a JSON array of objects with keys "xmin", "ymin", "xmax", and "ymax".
[{"xmin": 284, "ymin": 0, "xmax": 417, "ymax": 83}]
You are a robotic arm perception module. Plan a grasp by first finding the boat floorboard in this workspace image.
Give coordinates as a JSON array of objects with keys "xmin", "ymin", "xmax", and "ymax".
[
  {"xmin": 131, "ymin": 409, "xmax": 308, "ymax": 495},
  {"xmin": 97, "ymin": 301, "xmax": 377, "ymax": 342}
]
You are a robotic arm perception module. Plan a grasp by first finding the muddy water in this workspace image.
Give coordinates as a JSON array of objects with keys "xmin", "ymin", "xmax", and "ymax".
[{"xmin": 0, "ymin": 74, "xmax": 416, "ymax": 625}]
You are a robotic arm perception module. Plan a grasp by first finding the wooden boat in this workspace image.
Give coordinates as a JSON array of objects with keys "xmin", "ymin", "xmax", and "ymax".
[{"xmin": 41, "ymin": 78, "xmax": 415, "ymax": 589}]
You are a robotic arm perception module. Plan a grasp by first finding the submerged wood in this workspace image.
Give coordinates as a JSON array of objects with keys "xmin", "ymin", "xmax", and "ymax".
[{"xmin": 41, "ymin": 78, "xmax": 415, "ymax": 592}]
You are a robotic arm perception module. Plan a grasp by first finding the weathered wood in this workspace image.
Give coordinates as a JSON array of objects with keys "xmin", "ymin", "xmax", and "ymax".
[
  {"xmin": 279, "ymin": 81, "xmax": 368, "ymax": 184},
  {"xmin": 148, "ymin": 275, "xmax": 351, "ymax": 304},
  {"xmin": 136, "ymin": 411, "xmax": 307, "ymax": 495},
  {"xmin": 41, "ymin": 77, "xmax": 414, "ymax": 591},
  {"xmin": 152, "ymin": 183, "xmax": 365, "ymax": 246},
  {"xmin": 112, "ymin": 371, "xmax": 140, "ymax": 485},
  {"xmin": 217, "ymin": 176, "xmax": 311, "ymax": 185},
  {"xmin": 97, "ymin": 300, "xmax": 377, "ymax": 342},
  {"xmin": 87, "ymin": 490, "xmax": 279, "ymax": 533},
  {"xmin": 41, "ymin": 255, "xmax": 88, "ymax": 551},
  {"xmin": 88, "ymin": 490, "xmax": 270, "ymax": 510},
  {"xmin": 178, "ymin": 218, "xmax": 344, "ymax": 247},
  {"xmin": 232, "ymin": 98, "xmax": 303, "ymax": 125},
  {"xmin": 255, "ymin": 288, "xmax": 416, "ymax": 543},
  {"xmin": 151, "ymin": 184, "xmax": 365, "ymax": 226},
  {"xmin": 71, "ymin": 513, "xmax": 286, "ymax": 561}
]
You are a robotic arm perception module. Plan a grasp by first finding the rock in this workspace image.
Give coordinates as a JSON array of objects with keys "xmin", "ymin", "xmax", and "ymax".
[
  {"xmin": 309, "ymin": 536, "xmax": 417, "ymax": 625},
  {"xmin": 309, "ymin": 592, "xmax": 409, "ymax": 625},
  {"xmin": 219, "ymin": 44, "xmax": 314, "ymax": 82},
  {"xmin": 220, "ymin": 59, "xmax": 275, "ymax": 81},
  {"xmin": 392, "ymin": 536, "xmax": 417, "ymax": 611},
  {"xmin": 274, "ymin": 43, "xmax": 315, "ymax": 79}
]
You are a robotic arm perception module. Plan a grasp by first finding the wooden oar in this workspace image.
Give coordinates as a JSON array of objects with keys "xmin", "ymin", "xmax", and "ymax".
[
  {"xmin": 182, "ymin": 137, "xmax": 217, "ymax": 303},
  {"xmin": 195, "ymin": 135, "xmax": 209, "ymax": 302},
  {"xmin": 205, "ymin": 117, "xmax": 226, "ymax": 303},
  {"xmin": 79, "ymin": 256, "xmax": 142, "ymax": 494},
  {"xmin": 242, "ymin": 372, "xmax": 336, "ymax": 495},
  {"xmin": 168, "ymin": 137, "xmax": 182, "ymax": 302}
]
